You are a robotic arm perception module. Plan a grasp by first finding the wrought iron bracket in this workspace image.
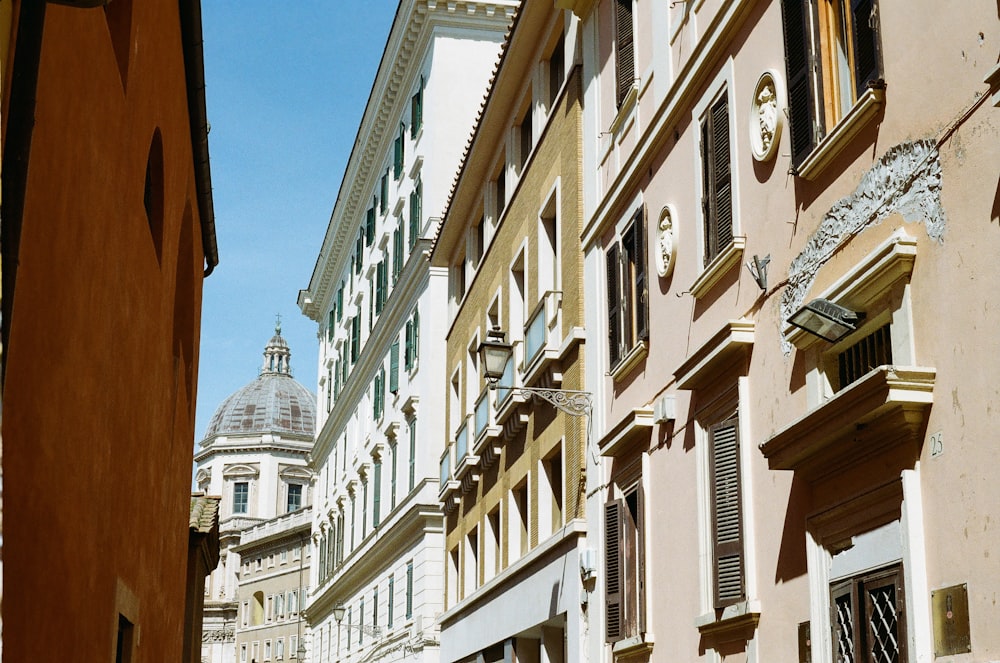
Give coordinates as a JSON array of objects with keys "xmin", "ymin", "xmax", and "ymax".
[{"xmin": 512, "ymin": 387, "xmax": 592, "ymax": 418}]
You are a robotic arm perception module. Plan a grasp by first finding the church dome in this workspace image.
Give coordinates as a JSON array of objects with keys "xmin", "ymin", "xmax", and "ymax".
[{"xmin": 203, "ymin": 325, "xmax": 316, "ymax": 440}]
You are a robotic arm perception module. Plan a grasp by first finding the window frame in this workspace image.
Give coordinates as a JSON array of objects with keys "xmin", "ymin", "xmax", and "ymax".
[
  {"xmin": 606, "ymin": 205, "xmax": 649, "ymax": 372},
  {"xmin": 613, "ymin": 0, "xmax": 636, "ymax": 108},
  {"xmin": 700, "ymin": 91, "xmax": 734, "ymax": 267}
]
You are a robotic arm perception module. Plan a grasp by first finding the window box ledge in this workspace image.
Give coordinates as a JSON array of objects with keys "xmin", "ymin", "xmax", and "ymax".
[
  {"xmin": 598, "ymin": 407, "xmax": 654, "ymax": 458},
  {"xmin": 674, "ymin": 320, "xmax": 754, "ymax": 390},
  {"xmin": 760, "ymin": 366, "xmax": 935, "ymax": 481},
  {"xmin": 695, "ymin": 599, "xmax": 761, "ymax": 639},
  {"xmin": 611, "ymin": 633, "xmax": 654, "ymax": 658},
  {"xmin": 691, "ymin": 236, "xmax": 746, "ymax": 299},
  {"xmin": 610, "ymin": 340, "xmax": 648, "ymax": 382},
  {"xmin": 795, "ymin": 84, "xmax": 885, "ymax": 181}
]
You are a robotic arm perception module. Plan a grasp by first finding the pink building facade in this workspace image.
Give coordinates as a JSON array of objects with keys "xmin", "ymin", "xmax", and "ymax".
[{"xmin": 570, "ymin": 0, "xmax": 1000, "ymax": 662}]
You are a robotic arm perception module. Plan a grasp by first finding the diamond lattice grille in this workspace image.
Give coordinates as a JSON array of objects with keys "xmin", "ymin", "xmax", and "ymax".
[
  {"xmin": 867, "ymin": 585, "xmax": 900, "ymax": 663},
  {"xmin": 835, "ymin": 593, "xmax": 856, "ymax": 663}
]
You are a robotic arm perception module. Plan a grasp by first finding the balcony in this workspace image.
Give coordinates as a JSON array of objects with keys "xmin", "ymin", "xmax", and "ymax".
[
  {"xmin": 438, "ymin": 445, "xmax": 459, "ymax": 509},
  {"xmin": 494, "ymin": 343, "xmax": 529, "ymax": 438},
  {"xmin": 523, "ymin": 290, "xmax": 563, "ymax": 385},
  {"xmin": 238, "ymin": 508, "xmax": 312, "ymax": 547},
  {"xmin": 472, "ymin": 387, "xmax": 502, "ymax": 469},
  {"xmin": 454, "ymin": 416, "xmax": 480, "ymax": 491},
  {"xmin": 760, "ymin": 366, "xmax": 935, "ymax": 481}
]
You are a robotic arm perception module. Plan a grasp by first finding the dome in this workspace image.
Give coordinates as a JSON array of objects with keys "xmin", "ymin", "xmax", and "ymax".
[{"xmin": 203, "ymin": 325, "xmax": 316, "ymax": 440}]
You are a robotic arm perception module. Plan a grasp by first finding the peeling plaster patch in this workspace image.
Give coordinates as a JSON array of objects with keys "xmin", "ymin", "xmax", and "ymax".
[{"xmin": 780, "ymin": 140, "xmax": 946, "ymax": 354}]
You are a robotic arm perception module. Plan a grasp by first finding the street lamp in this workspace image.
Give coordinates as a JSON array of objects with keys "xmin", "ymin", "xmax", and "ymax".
[
  {"xmin": 333, "ymin": 601, "xmax": 382, "ymax": 639},
  {"xmin": 787, "ymin": 298, "xmax": 865, "ymax": 343},
  {"xmin": 477, "ymin": 327, "xmax": 592, "ymax": 418}
]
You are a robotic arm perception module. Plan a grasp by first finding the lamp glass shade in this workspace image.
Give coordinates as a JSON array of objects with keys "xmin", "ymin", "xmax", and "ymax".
[
  {"xmin": 788, "ymin": 298, "xmax": 865, "ymax": 342},
  {"xmin": 333, "ymin": 602, "xmax": 346, "ymax": 623},
  {"xmin": 478, "ymin": 328, "xmax": 512, "ymax": 384}
]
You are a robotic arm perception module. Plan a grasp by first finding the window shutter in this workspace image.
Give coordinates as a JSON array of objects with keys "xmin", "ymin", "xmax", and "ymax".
[
  {"xmin": 328, "ymin": 309, "xmax": 335, "ymax": 341},
  {"xmin": 701, "ymin": 119, "xmax": 715, "ymax": 266},
  {"xmin": 367, "ymin": 204, "xmax": 376, "ymax": 246},
  {"xmin": 631, "ymin": 208, "xmax": 648, "ymax": 342},
  {"xmin": 851, "ymin": 0, "xmax": 881, "ymax": 97},
  {"xmin": 781, "ymin": 0, "xmax": 819, "ymax": 167},
  {"xmin": 404, "ymin": 320, "xmax": 414, "ymax": 370},
  {"xmin": 390, "ymin": 340, "xmax": 400, "ymax": 393},
  {"xmin": 380, "ymin": 174, "xmax": 389, "ymax": 215},
  {"xmin": 356, "ymin": 229, "xmax": 364, "ymax": 270},
  {"xmin": 351, "ymin": 316, "xmax": 360, "ymax": 363},
  {"xmin": 604, "ymin": 499, "xmax": 626, "ymax": 643},
  {"xmin": 614, "ymin": 0, "xmax": 635, "ymax": 107},
  {"xmin": 337, "ymin": 284, "xmax": 344, "ymax": 322},
  {"xmin": 606, "ymin": 243, "xmax": 623, "ymax": 366},
  {"xmin": 413, "ymin": 308, "xmax": 419, "ymax": 358},
  {"xmin": 709, "ymin": 417, "xmax": 745, "ymax": 608},
  {"xmin": 373, "ymin": 461, "xmax": 382, "ymax": 528},
  {"xmin": 411, "ymin": 76, "xmax": 423, "ymax": 138},
  {"xmin": 393, "ymin": 226, "xmax": 403, "ymax": 281},
  {"xmin": 710, "ymin": 94, "xmax": 733, "ymax": 254}
]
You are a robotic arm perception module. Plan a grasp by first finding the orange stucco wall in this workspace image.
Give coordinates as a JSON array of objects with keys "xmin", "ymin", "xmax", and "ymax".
[{"xmin": 3, "ymin": 1, "xmax": 208, "ymax": 659}]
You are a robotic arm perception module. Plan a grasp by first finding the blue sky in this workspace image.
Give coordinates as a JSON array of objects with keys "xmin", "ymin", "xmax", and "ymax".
[{"xmin": 195, "ymin": 2, "xmax": 400, "ymax": 443}]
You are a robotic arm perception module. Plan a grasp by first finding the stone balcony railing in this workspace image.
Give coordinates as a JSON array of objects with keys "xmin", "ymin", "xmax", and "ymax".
[{"xmin": 237, "ymin": 507, "xmax": 312, "ymax": 547}]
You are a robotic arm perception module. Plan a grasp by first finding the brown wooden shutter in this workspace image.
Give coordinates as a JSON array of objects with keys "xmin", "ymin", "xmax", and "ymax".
[
  {"xmin": 631, "ymin": 207, "xmax": 648, "ymax": 342},
  {"xmin": 614, "ymin": 0, "xmax": 634, "ymax": 107},
  {"xmin": 711, "ymin": 94, "xmax": 733, "ymax": 254},
  {"xmin": 604, "ymin": 499, "xmax": 626, "ymax": 642},
  {"xmin": 781, "ymin": 0, "xmax": 819, "ymax": 167},
  {"xmin": 851, "ymin": 0, "xmax": 882, "ymax": 97},
  {"xmin": 709, "ymin": 417, "xmax": 745, "ymax": 608},
  {"xmin": 701, "ymin": 119, "xmax": 713, "ymax": 267},
  {"xmin": 606, "ymin": 243, "xmax": 622, "ymax": 366}
]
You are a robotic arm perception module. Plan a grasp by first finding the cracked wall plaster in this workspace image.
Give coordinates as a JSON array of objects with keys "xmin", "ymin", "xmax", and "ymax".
[{"xmin": 780, "ymin": 140, "xmax": 945, "ymax": 355}]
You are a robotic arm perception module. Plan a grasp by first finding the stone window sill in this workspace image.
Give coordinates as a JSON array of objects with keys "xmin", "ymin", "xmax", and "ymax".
[
  {"xmin": 795, "ymin": 85, "xmax": 885, "ymax": 181},
  {"xmin": 695, "ymin": 599, "xmax": 761, "ymax": 638},
  {"xmin": 690, "ymin": 236, "xmax": 746, "ymax": 299},
  {"xmin": 612, "ymin": 633, "xmax": 654, "ymax": 658},
  {"xmin": 610, "ymin": 340, "xmax": 647, "ymax": 382}
]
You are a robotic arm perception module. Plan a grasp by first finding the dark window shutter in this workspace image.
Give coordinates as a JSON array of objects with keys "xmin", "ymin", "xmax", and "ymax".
[
  {"xmin": 604, "ymin": 499, "xmax": 626, "ymax": 643},
  {"xmin": 390, "ymin": 340, "xmax": 400, "ymax": 393},
  {"xmin": 701, "ymin": 119, "xmax": 715, "ymax": 266},
  {"xmin": 709, "ymin": 417, "xmax": 745, "ymax": 608},
  {"xmin": 614, "ymin": 0, "xmax": 635, "ymax": 107},
  {"xmin": 328, "ymin": 309, "xmax": 335, "ymax": 341},
  {"xmin": 404, "ymin": 320, "xmax": 414, "ymax": 370},
  {"xmin": 337, "ymin": 284, "xmax": 344, "ymax": 322},
  {"xmin": 781, "ymin": 0, "xmax": 819, "ymax": 166},
  {"xmin": 851, "ymin": 0, "xmax": 881, "ymax": 97},
  {"xmin": 393, "ymin": 227, "xmax": 403, "ymax": 281},
  {"xmin": 351, "ymin": 316, "xmax": 360, "ymax": 364},
  {"xmin": 380, "ymin": 174, "xmax": 388, "ymax": 215},
  {"xmin": 711, "ymin": 94, "xmax": 733, "ymax": 253},
  {"xmin": 373, "ymin": 461, "xmax": 382, "ymax": 528},
  {"xmin": 606, "ymin": 243, "xmax": 623, "ymax": 366},
  {"xmin": 413, "ymin": 308, "xmax": 419, "ymax": 357},
  {"xmin": 630, "ymin": 208, "xmax": 648, "ymax": 342}
]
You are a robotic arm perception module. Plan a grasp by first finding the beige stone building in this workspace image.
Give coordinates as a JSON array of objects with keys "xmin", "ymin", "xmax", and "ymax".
[
  {"xmin": 430, "ymin": 4, "xmax": 586, "ymax": 661},
  {"xmin": 232, "ymin": 508, "xmax": 312, "ymax": 663},
  {"xmin": 566, "ymin": 0, "xmax": 1000, "ymax": 662}
]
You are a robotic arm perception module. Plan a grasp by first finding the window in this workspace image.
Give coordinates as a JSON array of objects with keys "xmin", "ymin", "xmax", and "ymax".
[
  {"xmin": 116, "ymin": 614, "xmax": 134, "ymax": 663},
  {"xmin": 265, "ymin": 640, "xmax": 272, "ymax": 661},
  {"xmin": 291, "ymin": 635, "xmax": 298, "ymax": 658},
  {"xmin": 372, "ymin": 458, "xmax": 382, "ymax": 528},
  {"xmin": 614, "ymin": 0, "xmax": 635, "ymax": 107},
  {"xmin": 465, "ymin": 527, "xmax": 480, "ymax": 595},
  {"xmin": 540, "ymin": 447, "xmax": 564, "ymax": 538},
  {"xmin": 485, "ymin": 506, "xmax": 501, "ymax": 582},
  {"xmin": 388, "ymin": 574, "xmax": 395, "ymax": 629},
  {"xmin": 362, "ymin": 478, "xmax": 369, "ymax": 538},
  {"xmin": 389, "ymin": 340, "xmax": 400, "ymax": 394},
  {"xmin": 380, "ymin": 173, "xmax": 389, "ymax": 215},
  {"xmin": 604, "ymin": 482, "xmax": 644, "ymax": 642},
  {"xmin": 375, "ymin": 259, "xmax": 387, "ymax": 314},
  {"xmin": 411, "ymin": 76, "xmax": 423, "ymax": 138},
  {"xmin": 275, "ymin": 593, "xmax": 284, "ymax": 619},
  {"xmin": 405, "ymin": 560, "xmax": 414, "ymax": 619},
  {"xmin": 393, "ymin": 224, "xmax": 403, "ymax": 282},
  {"xmin": 409, "ymin": 178, "xmax": 422, "ymax": 250},
  {"xmin": 538, "ymin": 195, "xmax": 559, "ymax": 296},
  {"xmin": 347, "ymin": 606, "xmax": 353, "ymax": 649},
  {"xmin": 233, "ymin": 482, "xmax": 249, "ymax": 514},
  {"xmin": 408, "ymin": 417, "xmax": 417, "ymax": 492},
  {"xmin": 837, "ymin": 322, "xmax": 892, "ymax": 389},
  {"xmin": 493, "ymin": 158, "xmax": 506, "ymax": 219},
  {"xmin": 708, "ymin": 416, "xmax": 745, "ymax": 608},
  {"xmin": 517, "ymin": 100, "xmax": 532, "ymax": 172},
  {"xmin": 365, "ymin": 204, "xmax": 375, "ymax": 247},
  {"xmin": 276, "ymin": 638, "xmax": 284, "ymax": 660},
  {"xmin": 832, "ymin": 564, "xmax": 905, "ymax": 663},
  {"xmin": 287, "ymin": 484, "xmax": 302, "ymax": 513},
  {"xmin": 700, "ymin": 92, "xmax": 733, "ymax": 266},
  {"xmin": 350, "ymin": 315, "xmax": 360, "ymax": 364},
  {"xmin": 240, "ymin": 644, "xmax": 247, "ymax": 662},
  {"xmin": 373, "ymin": 365, "xmax": 386, "ymax": 420},
  {"xmin": 781, "ymin": 0, "xmax": 883, "ymax": 166},
  {"xmin": 394, "ymin": 123, "xmax": 405, "ymax": 179},
  {"xmin": 404, "ymin": 308, "xmax": 419, "ymax": 370},
  {"xmin": 373, "ymin": 585, "xmax": 380, "ymax": 631},
  {"xmin": 510, "ymin": 480, "xmax": 529, "ymax": 559},
  {"xmin": 389, "ymin": 440, "xmax": 398, "ymax": 508},
  {"xmin": 606, "ymin": 208, "xmax": 648, "ymax": 368},
  {"xmin": 548, "ymin": 33, "xmax": 565, "ymax": 107},
  {"xmin": 360, "ymin": 597, "xmax": 366, "ymax": 646}
]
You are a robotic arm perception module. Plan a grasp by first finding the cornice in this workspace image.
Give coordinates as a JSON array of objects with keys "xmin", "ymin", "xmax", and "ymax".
[{"xmin": 300, "ymin": 0, "xmax": 517, "ymax": 321}]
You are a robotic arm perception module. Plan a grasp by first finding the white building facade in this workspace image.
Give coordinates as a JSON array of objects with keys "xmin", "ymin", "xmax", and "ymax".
[
  {"xmin": 194, "ymin": 328, "xmax": 316, "ymax": 663},
  {"xmin": 297, "ymin": 2, "xmax": 518, "ymax": 662}
]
